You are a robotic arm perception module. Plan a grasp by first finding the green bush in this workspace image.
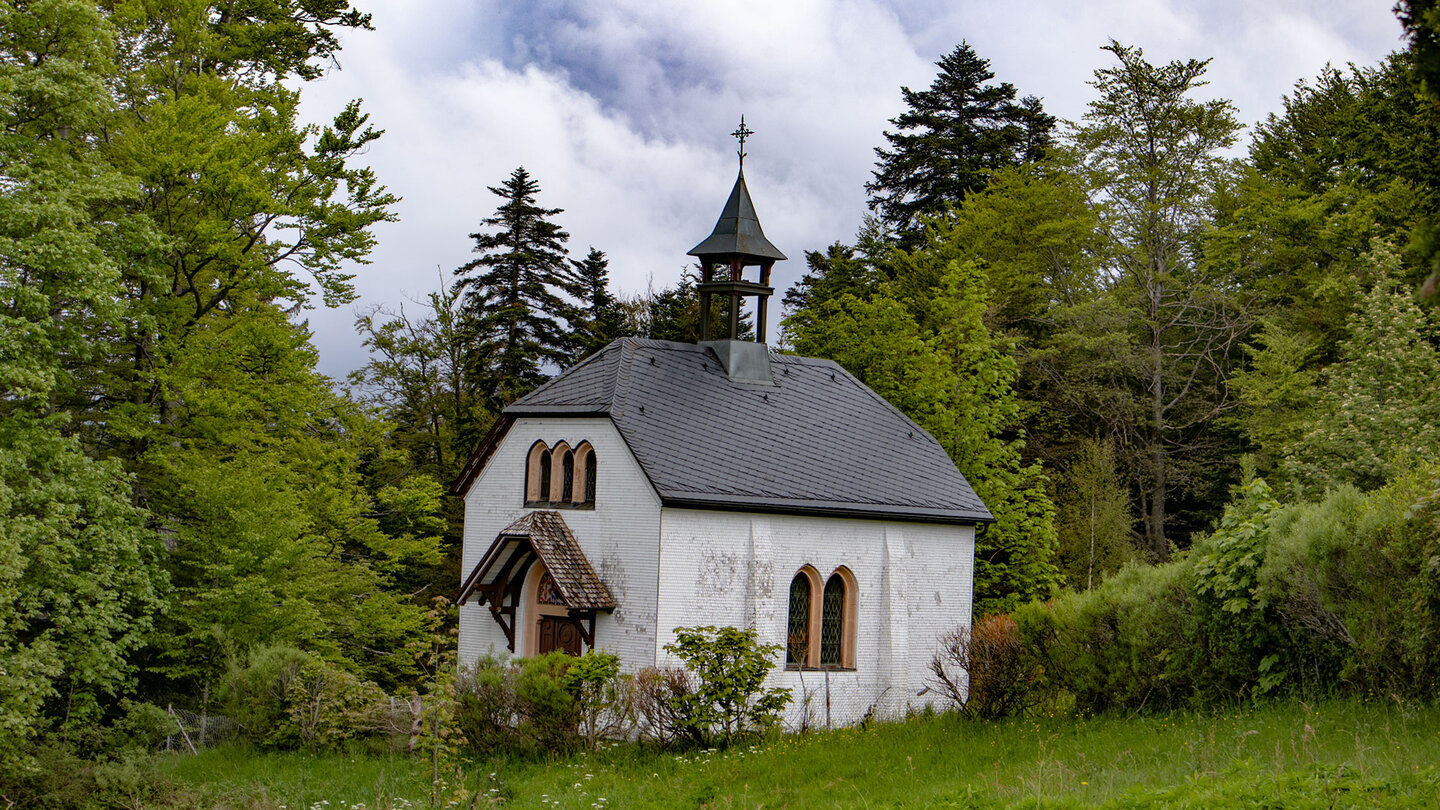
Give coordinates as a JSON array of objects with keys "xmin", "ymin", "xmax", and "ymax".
[
  {"xmin": 218, "ymin": 644, "xmax": 389, "ymax": 749},
  {"xmin": 1011, "ymin": 462, "xmax": 1440, "ymax": 718},
  {"xmin": 453, "ymin": 651, "xmax": 580, "ymax": 756},
  {"xmin": 218, "ymin": 644, "xmax": 310, "ymax": 744},
  {"xmin": 664, "ymin": 626, "xmax": 790, "ymax": 747},
  {"xmin": 565, "ymin": 649, "xmax": 623, "ymax": 749}
]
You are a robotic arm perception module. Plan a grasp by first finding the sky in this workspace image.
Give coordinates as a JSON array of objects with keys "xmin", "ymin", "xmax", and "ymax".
[{"xmin": 296, "ymin": 0, "xmax": 1409, "ymax": 380}]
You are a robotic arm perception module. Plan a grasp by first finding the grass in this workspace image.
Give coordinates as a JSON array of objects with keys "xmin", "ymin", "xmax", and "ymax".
[{"xmin": 160, "ymin": 697, "xmax": 1440, "ymax": 808}]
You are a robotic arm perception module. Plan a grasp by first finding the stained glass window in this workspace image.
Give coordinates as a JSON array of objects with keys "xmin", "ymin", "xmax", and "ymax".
[
  {"xmin": 537, "ymin": 570, "xmax": 565, "ymax": 605},
  {"xmin": 820, "ymin": 575, "xmax": 845, "ymax": 666},
  {"xmin": 786, "ymin": 573, "xmax": 811, "ymax": 666},
  {"xmin": 584, "ymin": 452, "xmax": 597, "ymax": 504},
  {"xmin": 560, "ymin": 451, "xmax": 574, "ymax": 503},
  {"xmin": 538, "ymin": 451, "xmax": 552, "ymax": 501}
]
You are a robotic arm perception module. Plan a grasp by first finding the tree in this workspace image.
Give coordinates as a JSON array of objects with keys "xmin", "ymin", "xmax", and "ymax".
[
  {"xmin": 1071, "ymin": 41, "xmax": 1251, "ymax": 559},
  {"xmin": 352, "ymin": 280, "xmax": 489, "ymax": 482},
  {"xmin": 867, "ymin": 43, "xmax": 1055, "ymax": 249},
  {"xmin": 1281, "ymin": 247, "xmax": 1440, "ymax": 496},
  {"xmin": 1396, "ymin": 0, "xmax": 1440, "ymax": 299},
  {"xmin": 569, "ymin": 247, "xmax": 630, "ymax": 361},
  {"xmin": 140, "ymin": 307, "xmax": 439, "ymax": 692},
  {"xmin": 0, "ymin": 0, "xmax": 167, "ymax": 756},
  {"xmin": 1053, "ymin": 438, "xmax": 1134, "ymax": 591},
  {"xmin": 786, "ymin": 262, "xmax": 1059, "ymax": 615},
  {"xmin": 453, "ymin": 167, "xmax": 577, "ymax": 410}
]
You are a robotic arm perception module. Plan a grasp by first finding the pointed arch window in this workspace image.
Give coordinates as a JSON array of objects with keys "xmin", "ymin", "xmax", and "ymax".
[
  {"xmin": 524, "ymin": 440, "xmax": 597, "ymax": 509},
  {"xmin": 787, "ymin": 565, "xmax": 855, "ymax": 670},
  {"xmin": 786, "ymin": 571, "xmax": 814, "ymax": 666}
]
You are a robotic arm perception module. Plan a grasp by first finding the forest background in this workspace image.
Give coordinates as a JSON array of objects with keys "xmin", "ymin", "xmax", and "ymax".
[{"xmin": 3, "ymin": 0, "xmax": 1440, "ymax": 803}]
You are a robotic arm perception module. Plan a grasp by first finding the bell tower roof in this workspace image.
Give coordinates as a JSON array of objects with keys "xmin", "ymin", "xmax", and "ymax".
[
  {"xmin": 689, "ymin": 116, "xmax": 786, "ymax": 348},
  {"xmin": 687, "ymin": 169, "xmax": 787, "ymax": 263}
]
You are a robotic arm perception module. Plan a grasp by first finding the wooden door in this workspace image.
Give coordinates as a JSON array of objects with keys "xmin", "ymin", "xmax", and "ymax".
[{"xmin": 538, "ymin": 616, "xmax": 583, "ymax": 656}]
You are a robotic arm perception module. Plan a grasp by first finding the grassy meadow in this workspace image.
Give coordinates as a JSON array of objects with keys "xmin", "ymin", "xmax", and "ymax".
[{"xmin": 158, "ymin": 696, "xmax": 1440, "ymax": 809}]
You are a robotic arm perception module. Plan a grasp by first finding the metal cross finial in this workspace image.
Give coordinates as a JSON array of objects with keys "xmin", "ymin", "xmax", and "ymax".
[{"xmin": 731, "ymin": 115, "xmax": 753, "ymax": 168}]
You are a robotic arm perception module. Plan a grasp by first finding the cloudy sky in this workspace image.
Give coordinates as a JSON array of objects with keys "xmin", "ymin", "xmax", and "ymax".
[{"xmin": 296, "ymin": 0, "xmax": 1408, "ymax": 379}]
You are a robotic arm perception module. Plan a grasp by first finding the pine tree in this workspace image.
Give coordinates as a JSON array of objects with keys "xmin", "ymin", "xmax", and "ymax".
[
  {"xmin": 866, "ymin": 43, "xmax": 1054, "ymax": 249},
  {"xmin": 454, "ymin": 167, "xmax": 578, "ymax": 410},
  {"xmin": 570, "ymin": 247, "xmax": 630, "ymax": 361}
]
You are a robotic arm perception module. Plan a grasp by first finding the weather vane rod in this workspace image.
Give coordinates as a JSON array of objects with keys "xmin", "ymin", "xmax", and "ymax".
[{"xmin": 731, "ymin": 115, "xmax": 753, "ymax": 169}]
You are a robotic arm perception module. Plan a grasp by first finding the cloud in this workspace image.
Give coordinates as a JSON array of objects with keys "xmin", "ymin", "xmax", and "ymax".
[{"xmin": 297, "ymin": 0, "xmax": 1404, "ymax": 379}]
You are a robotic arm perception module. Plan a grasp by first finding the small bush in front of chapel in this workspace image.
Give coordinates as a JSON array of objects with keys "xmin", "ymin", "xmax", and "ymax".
[{"xmin": 664, "ymin": 625, "xmax": 791, "ymax": 748}]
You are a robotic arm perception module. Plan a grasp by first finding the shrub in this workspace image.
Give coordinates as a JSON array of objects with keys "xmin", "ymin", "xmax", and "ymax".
[
  {"xmin": 564, "ymin": 650, "xmax": 623, "ymax": 749},
  {"xmin": 283, "ymin": 658, "xmax": 389, "ymax": 748},
  {"xmin": 664, "ymin": 626, "xmax": 790, "ymax": 747},
  {"xmin": 219, "ymin": 645, "xmax": 389, "ymax": 749},
  {"xmin": 625, "ymin": 666, "xmax": 694, "ymax": 745},
  {"xmin": 217, "ymin": 645, "xmax": 311, "ymax": 745},
  {"xmin": 929, "ymin": 613, "xmax": 1039, "ymax": 719},
  {"xmin": 453, "ymin": 652, "xmax": 579, "ymax": 756}
]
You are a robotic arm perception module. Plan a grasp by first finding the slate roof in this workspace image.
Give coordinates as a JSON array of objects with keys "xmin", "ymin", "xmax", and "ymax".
[
  {"xmin": 467, "ymin": 338, "xmax": 991, "ymax": 525},
  {"xmin": 687, "ymin": 170, "xmax": 787, "ymax": 262},
  {"xmin": 457, "ymin": 511, "xmax": 615, "ymax": 610}
]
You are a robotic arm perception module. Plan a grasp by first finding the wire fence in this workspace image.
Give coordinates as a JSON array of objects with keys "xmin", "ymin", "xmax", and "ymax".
[{"xmin": 163, "ymin": 705, "xmax": 237, "ymax": 753}]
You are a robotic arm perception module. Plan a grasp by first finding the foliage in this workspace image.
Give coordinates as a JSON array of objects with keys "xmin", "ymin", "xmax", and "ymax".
[
  {"xmin": 866, "ymin": 43, "xmax": 1054, "ymax": 248},
  {"xmin": 663, "ymin": 626, "xmax": 790, "ymax": 748},
  {"xmin": 0, "ymin": 422, "xmax": 168, "ymax": 757},
  {"xmin": 1054, "ymin": 438, "xmax": 1135, "ymax": 591},
  {"xmin": 1280, "ymin": 248, "xmax": 1440, "ymax": 497},
  {"xmin": 564, "ymin": 649, "xmax": 623, "ymax": 750},
  {"xmin": 1070, "ymin": 40, "xmax": 1250, "ymax": 558},
  {"xmin": 144, "ymin": 309, "xmax": 437, "ymax": 692},
  {"xmin": 453, "ymin": 166, "xmax": 579, "ymax": 411},
  {"xmin": 453, "ymin": 652, "xmax": 580, "ymax": 757},
  {"xmin": 929, "ymin": 614, "xmax": 1040, "ymax": 719},
  {"xmin": 786, "ymin": 262, "xmax": 1058, "ymax": 614},
  {"xmin": 1011, "ymin": 460, "xmax": 1440, "ymax": 715},
  {"xmin": 219, "ymin": 645, "xmax": 390, "ymax": 750},
  {"xmin": 570, "ymin": 247, "xmax": 632, "ymax": 361}
]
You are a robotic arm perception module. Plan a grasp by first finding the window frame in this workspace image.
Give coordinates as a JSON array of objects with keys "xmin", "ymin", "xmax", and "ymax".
[
  {"xmin": 524, "ymin": 439, "xmax": 597, "ymax": 509},
  {"xmin": 785, "ymin": 565, "xmax": 855, "ymax": 671}
]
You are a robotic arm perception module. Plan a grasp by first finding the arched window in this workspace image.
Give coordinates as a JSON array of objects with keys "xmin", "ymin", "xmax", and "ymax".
[
  {"xmin": 584, "ymin": 452, "xmax": 597, "ymax": 505},
  {"xmin": 526, "ymin": 441, "xmax": 550, "ymax": 504},
  {"xmin": 525, "ymin": 439, "xmax": 597, "ymax": 508},
  {"xmin": 786, "ymin": 572, "xmax": 812, "ymax": 667},
  {"xmin": 547, "ymin": 441, "xmax": 572, "ymax": 505},
  {"xmin": 560, "ymin": 450, "xmax": 574, "ymax": 503},
  {"xmin": 571, "ymin": 442, "xmax": 597, "ymax": 507},
  {"xmin": 820, "ymin": 568, "xmax": 857, "ymax": 669}
]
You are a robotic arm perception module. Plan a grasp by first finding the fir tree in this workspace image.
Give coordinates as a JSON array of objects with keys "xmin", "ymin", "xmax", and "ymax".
[
  {"xmin": 454, "ymin": 167, "xmax": 578, "ymax": 410},
  {"xmin": 866, "ymin": 43, "xmax": 1054, "ymax": 249},
  {"xmin": 571, "ymin": 247, "xmax": 630, "ymax": 361}
]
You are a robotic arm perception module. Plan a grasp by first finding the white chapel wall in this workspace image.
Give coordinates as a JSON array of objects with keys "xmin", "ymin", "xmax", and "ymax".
[
  {"xmin": 654, "ymin": 508, "xmax": 974, "ymax": 729},
  {"xmin": 458, "ymin": 417, "xmax": 663, "ymax": 669}
]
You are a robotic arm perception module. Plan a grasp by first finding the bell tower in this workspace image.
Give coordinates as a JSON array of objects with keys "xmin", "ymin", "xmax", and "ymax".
[{"xmin": 687, "ymin": 116, "xmax": 787, "ymax": 346}]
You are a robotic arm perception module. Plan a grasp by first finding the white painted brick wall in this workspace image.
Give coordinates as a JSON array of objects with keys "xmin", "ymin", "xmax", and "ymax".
[
  {"xmin": 458, "ymin": 418, "xmax": 662, "ymax": 669},
  {"xmin": 654, "ymin": 508, "xmax": 974, "ymax": 729}
]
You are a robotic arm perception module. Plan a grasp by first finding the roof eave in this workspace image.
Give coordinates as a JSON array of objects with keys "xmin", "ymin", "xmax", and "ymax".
[{"xmin": 659, "ymin": 494, "xmax": 995, "ymax": 526}]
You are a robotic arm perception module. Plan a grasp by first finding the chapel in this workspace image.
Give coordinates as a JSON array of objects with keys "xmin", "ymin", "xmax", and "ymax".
[{"xmin": 452, "ymin": 128, "xmax": 990, "ymax": 725}]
